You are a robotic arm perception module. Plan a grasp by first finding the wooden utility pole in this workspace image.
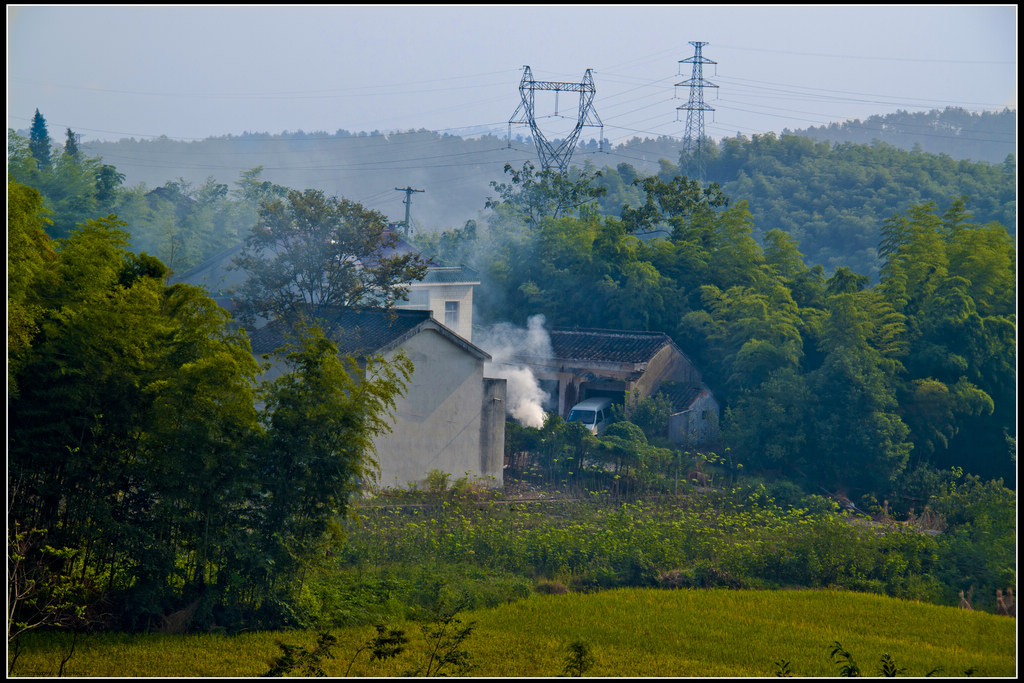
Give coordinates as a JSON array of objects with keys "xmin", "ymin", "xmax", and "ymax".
[{"xmin": 395, "ymin": 186, "xmax": 424, "ymax": 236}]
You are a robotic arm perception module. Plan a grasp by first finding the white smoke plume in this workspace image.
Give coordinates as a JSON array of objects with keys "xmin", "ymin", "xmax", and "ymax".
[{"xmin": 477, "ymin": 314, "xmax": 552, "ymax": 429}]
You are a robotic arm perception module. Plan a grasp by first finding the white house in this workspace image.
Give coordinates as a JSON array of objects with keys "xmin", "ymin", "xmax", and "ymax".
[
  {"xmin": 170, "ymin": 238, "xmax": 505, "ymax": 491},
  {"xmin": 396, "ymin": 265, "xmax": 480, "ymax": 342},
  {"xmin": 247, "ymin": 307, "xmax": 506, "ymax": 490}
]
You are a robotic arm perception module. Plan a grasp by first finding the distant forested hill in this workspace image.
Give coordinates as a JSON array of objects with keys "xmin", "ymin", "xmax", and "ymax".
[
  {"xmin": 81, "ymin": 129, "xmax": 538, "ymax": 233},
  {"xmin": 76, "ymin": 109, "xmax": 1013, "ymax": 237},
  {"xmin": 789, "ymin": 107, "xmax": 1016, "ymax": 164},
  {"xmin": 595, "ymin": 132, "xmax": 1016, "ymax": 278},
  {"xmin": 589, "ymin": 107, "xmax": 1017, "ymax": 175},
  {"xmin": 65, "ymin": 106, "xmax": 1015, "ymax": 278}
]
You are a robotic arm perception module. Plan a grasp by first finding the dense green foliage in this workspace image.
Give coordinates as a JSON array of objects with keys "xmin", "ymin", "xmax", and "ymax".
[
  {"xmin": 7, "ymin": 179, "xmax": 412, "ymax": 637},
  {"xmin": 595, "ymin": 134, "xmax": 1015, "ymax": 278},
  {"xmin": 423, "ymin": 165, "xmax": 1015, "ymax": 495},
  {"xmin": 9, "ymin": 125, "xmax": 126, "ymax": 242},
  {"xmin": 8, "ymin": 127, "xmax": 277, "ymax": 274}
]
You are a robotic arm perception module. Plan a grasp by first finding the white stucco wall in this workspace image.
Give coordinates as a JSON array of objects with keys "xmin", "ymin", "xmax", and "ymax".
[
  {"xmin": 400, "ymin": 282, "xmax": 475, "ymax": 341},
  {"xmin": 372, "ymin": 327, "xmax": 501, "ymax": 490}
]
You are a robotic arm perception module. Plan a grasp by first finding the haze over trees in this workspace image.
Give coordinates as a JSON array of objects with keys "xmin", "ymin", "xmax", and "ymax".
[
  {"xmin": 792, "ymin": 107, "xmax": 1016, "ymax": 164},
  {"xmin": 10, "ymin": 107, "xmax": 1014, "ymax": 280},
  {"xmin": 6, "ymin": 106, "xmax": 1016, "ymax": 643}
]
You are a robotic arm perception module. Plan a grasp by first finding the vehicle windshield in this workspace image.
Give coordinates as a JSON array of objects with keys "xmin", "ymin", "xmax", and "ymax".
[{"xmin": 567, "ymin": 409, "xmax": 596, "ymax": 424}]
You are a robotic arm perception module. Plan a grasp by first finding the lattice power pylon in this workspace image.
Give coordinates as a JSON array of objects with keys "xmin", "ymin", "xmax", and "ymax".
[
  {"xmin": 676, "ymin": 42, "xmax": 718, "ymax": 181},
  {"xmin": 508, "ymin": 66, "xmax": 603, "ymax": 173}
]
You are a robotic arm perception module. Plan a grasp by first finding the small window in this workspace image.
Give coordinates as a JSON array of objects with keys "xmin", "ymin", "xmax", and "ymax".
[{"xmin": 444, "ymin": 301, "xmax": 459, "ymax": 328}]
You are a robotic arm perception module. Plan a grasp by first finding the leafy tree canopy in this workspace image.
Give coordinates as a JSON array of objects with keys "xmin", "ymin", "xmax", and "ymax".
[{"xmin": 231, "ymin": 188, "xmax": 429, "ymax": 328}]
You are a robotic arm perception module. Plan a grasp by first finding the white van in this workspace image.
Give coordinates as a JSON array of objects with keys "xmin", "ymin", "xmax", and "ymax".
[{"xmin": 566, "ymin": 397, "xmax": 614, "ymax": 435}]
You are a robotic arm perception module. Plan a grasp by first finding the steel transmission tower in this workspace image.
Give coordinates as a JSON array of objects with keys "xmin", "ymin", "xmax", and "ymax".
[
  {"xmin": 676, "ymin": 42, "xmax": 718, "ymax": 181},
  {"xmin": 507, "ymin": 66, "xmax": 603, "ymax": 173}
]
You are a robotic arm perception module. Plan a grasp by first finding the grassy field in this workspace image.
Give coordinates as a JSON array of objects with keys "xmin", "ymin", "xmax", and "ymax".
[{"xmin": 10, "ymin": 588, "xmax": 1016, "ymax": 677}]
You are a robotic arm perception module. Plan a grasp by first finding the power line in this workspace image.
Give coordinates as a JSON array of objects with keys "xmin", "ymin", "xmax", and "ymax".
[
  {"xmin": 7, "ymin": 69, "xmax": 522, "ymax": 100},
  {"xmin": 711, "ymin": 43, "xmax": 1015, "ymax": 65}
]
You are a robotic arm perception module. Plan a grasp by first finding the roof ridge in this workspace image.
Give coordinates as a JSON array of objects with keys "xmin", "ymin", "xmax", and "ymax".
[{"xmin": 549, "ymin": 326, "xmax": 668, "ymax": 335}]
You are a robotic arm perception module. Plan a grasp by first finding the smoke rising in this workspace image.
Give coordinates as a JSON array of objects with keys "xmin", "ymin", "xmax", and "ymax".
[{"xmin": 477, "ymin": 314, "xmax": 552, "ymax": 429}]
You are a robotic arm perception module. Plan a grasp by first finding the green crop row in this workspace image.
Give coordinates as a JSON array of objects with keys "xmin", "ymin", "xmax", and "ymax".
[
  {"xmin": 10, "ymin": 589, "xmax": 1015, "ymax": 677},
  {"xmin": 341, "ymin": 488, "xmax": 953, "ymax": 602}
]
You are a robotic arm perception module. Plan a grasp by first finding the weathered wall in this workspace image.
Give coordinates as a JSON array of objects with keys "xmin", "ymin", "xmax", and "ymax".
[
  {"xmin": 668, "ymin": 391, "xmax": 721, "ymax": 446},
  {"xmin": 479, "ymin": 378, "xmax": 507, "ymax": 488},
  {"xmin": 373, "ymin": 328, "xmax": 501, "ymax": 489},
  {"xmin": 637, "ymin": 344, "xmax": 702, "ymax": 398}
]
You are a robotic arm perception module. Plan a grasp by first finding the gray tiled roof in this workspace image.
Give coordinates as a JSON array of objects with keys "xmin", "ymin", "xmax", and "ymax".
[
  {"xmin": 548, "ymin": 328, "xmax": 675, "ymax": 365},
  {"xmin": 248, "ymin": 308, "xmax": 432, "ymax": 357},
  {"xmin": 658, "ymin": 383, "xmax": 709, "ymax": 412}
]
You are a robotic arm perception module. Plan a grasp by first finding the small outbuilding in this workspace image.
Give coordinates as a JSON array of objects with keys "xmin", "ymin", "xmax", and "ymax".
[{"xmin": 660, "ymin": 383, "xmax": 721, "ymax": 447}]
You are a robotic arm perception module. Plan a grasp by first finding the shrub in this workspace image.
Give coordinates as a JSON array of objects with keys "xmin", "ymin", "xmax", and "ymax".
[
  {"xmin": 261, "ymin": 631, "xmax": 339, "ymax": 677},
  {"xmin": 402, "ymin": 563, "xmax": 531, "ymax": 614},
  {"xmin": 425, "ymin": 469, "xmax": 452, "ymax": 496},
  {"xmin": 761, "ymin": 478, "xmax": 808, "ymax": 509},
  {"xmin": 561, "ymin": 640, "xmax": 595, "ymax": 677}
]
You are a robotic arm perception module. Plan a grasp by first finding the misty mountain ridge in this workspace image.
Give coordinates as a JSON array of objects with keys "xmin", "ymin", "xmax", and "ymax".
[
  {"xmin": 67, "ymin": 106, "xmax": 1014, "ymax": 243},
  {"xmin": 788, "ymin": 107, "xmax": 1015, "ymax": 165}
]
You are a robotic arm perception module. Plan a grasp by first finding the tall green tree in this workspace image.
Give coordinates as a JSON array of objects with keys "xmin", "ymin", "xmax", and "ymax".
[
  {"xmin": 94, "ymin": 164, "xmax": 126, "ymax": 211},
  {"xmin": 28, "ymin": 109, "xmax": 52, "ymax": 170},
  {"xmin": 725, "ymin": 367, "xmax": 811, "ymax": 474},
  {"xmin": 232, "ymin": 188, "xmax": 429, "ymax": 328},
  {"xmin": 877, "ymin": 200, "xmax": 1015, "ymax": 481},
  {"xmin": 805, "ymin": 291, "xmax": 912, "ymax": 493},
  {"xmin": 63, "ymin": 127, "xmax": 80, "ymax": 158},
  {"xmin": 485, "ymin": 161, "xmax": 606, "ymax": 232},
  {"xmin": 7, "ymin": 179, "xmax": 55, "ymax": 395},
  {"xmin": 241, "ymin": 326, "xmax": 412, "ymax": 620},
  {"xmin": 7, "ymin": 202, "xmax": 268, "ymax": 629}
]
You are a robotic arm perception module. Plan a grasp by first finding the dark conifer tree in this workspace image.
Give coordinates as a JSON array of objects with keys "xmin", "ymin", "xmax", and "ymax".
[
  {"xmin": 64, "ymin": 127, "xmax": 80, "ymax": 157},
  {"xmin": 29, "ymin": 109, "xmax": 52, "ymax": 169}
]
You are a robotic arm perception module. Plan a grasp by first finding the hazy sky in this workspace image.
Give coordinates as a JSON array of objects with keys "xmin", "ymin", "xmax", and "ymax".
[{"xmin": 7, "ymin": 5, "xmax": 1018, "ymax": 146}]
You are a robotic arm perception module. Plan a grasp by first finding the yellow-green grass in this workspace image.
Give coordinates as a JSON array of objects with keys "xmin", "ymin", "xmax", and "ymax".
[{"xmin": 10, "ymin": 588, "xmax": 1016, "ymax": 677}]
